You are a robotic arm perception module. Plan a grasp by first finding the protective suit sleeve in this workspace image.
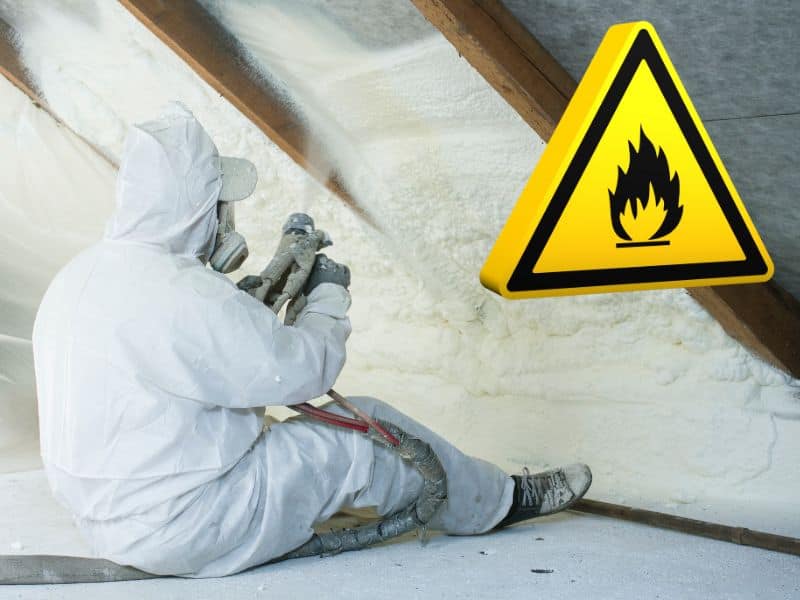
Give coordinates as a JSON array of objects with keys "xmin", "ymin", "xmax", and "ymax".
[{"xmin": 160, "ymin": 271, "xmax": 352, "ymax": 409}]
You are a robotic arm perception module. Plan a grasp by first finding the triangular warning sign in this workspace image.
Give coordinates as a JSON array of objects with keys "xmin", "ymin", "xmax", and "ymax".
[{"xmin": 481, "ymin": 22, "xmax": 772, "ymax": 299}]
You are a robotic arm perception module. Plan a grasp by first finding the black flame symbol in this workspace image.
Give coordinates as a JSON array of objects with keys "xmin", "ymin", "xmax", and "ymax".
[{"xmin": 609, "ymin": 127, "xmax": 683, "ymax": 247}]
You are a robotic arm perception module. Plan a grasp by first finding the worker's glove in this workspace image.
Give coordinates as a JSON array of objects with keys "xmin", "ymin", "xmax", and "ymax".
[
  {"xmin": 304, "ymin": 254, "xmax": 351, "ymax": 294},
  {"xmin": 237, "ymin": 213, "xmax": 331, "ymax": 313},
  {"xmin": 236, "ymin": 274, "xmax": 263, "ymax": 292},
  {"xmin": 281, "ymin": 253, "xmax": 350, "ymax": 326}
]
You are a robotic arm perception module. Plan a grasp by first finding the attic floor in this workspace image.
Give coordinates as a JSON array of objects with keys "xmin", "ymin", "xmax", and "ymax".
[{"xmin": 1, "ymin": 469, "xmax": 796, "ymax": 599}]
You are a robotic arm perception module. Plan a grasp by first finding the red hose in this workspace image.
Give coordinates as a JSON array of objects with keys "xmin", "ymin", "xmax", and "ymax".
[
  {"xmin": 291, "ymin": 402, "xmax": 368, "ymax": 433},
  {"xmin": 326, "ymin": 390, "xmax": 400, "ymax": 447},
  {"xmin": 289, "ymin": 391, "xmax": 401, "ymax": 447}
]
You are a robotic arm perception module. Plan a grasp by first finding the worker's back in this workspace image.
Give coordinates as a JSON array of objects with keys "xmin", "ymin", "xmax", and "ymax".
[{"xmin": 32, "ymin": 238, "xmax": 264, "ymax": 522}]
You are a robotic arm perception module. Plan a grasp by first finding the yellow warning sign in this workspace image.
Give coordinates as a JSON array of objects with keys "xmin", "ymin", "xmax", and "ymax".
[{"xmin": 481, "ymin": 21, "xmax": 773, "ymax": 298}]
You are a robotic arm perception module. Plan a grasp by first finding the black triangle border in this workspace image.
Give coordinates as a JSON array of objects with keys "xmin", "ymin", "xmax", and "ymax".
[{"xmin": 507, "ymin": 28, "xmax": 768, "ymax": 293}]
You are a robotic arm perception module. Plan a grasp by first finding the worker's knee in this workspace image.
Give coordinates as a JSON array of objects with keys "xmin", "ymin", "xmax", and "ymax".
[
  {"xmin": 306, "ymin": 395, "xmax": 390, "ymax": 423},
  {"xmin": 343, "ymin": 395, "xmax": 386, "ymax": 417}
]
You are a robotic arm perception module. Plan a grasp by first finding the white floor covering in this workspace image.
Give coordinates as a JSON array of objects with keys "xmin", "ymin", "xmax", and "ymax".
[{"xmin": 0, "ymin": 470, "xmax": 796, "ymax": 599}]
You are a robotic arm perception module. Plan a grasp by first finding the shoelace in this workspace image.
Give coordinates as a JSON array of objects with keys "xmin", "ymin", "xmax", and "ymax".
[
  {"xmin": 519, "ymin": 467, "xmax": 543, "ymax": 509},
  {"xmin": 519, "ymin": 467, "xmax": 571, "ymax": 510}
]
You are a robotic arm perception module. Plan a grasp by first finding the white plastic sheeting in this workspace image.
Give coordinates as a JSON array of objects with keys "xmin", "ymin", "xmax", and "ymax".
[{"xmin": 0, "ymin": 80, "xmax": 114, "ymax": 473}]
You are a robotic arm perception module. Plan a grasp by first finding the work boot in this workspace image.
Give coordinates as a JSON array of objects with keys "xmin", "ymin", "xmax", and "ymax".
[{"xmin": 495, "ymin": 463, "xmax": 592, "ymax": 528}]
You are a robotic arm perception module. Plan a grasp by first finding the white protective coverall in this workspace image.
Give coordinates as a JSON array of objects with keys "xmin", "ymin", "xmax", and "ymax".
[{"xmin": 32, "ymin": 104, "xmax": 514, "ymax": 577}]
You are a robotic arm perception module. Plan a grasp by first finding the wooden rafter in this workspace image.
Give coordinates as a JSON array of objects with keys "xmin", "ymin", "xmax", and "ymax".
[
  {"xmin": 118, "ymin": 0, "xmax": 375, "ymax": 228},
  {"xmin": 688, "ymin": 284, "xmax": 800, "ymax": 376},
  {"xmin": 411, "ymin": 0, "xmax": 800, "ymax": 378},
  {"xmin": 0, "ymin": 19, "xmax": 43, "ymax": 106}
]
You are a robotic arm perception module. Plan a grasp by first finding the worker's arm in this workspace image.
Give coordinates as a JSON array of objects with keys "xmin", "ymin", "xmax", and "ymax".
[
  {"xmin": 220, "ymin": 280, "xmax": 351, "ymax": 409},
  {"xmin": 251, "ymin": 281, "xmax": 352, "ymax": 406},
  {"xmin": 136, "ymin": 266, "xmax": 352, "ymax": 409}
]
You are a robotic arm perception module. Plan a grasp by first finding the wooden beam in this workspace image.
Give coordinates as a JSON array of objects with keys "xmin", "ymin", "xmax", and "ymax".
[
  {"xmin": 0, "ymin": 19, "xmax": 43, "ymax": 106},
  {"xmin": 574, "ymin": 499, "xmax": 800, "ymax": 557},
  {"xmin": 411, "ymin": 0, "xmax": 800, "ymax": 378},
  {"xmin": 688, "ymin": 283, "xmax": 800, "ymax": 376},
  {"xmin": 118, "ymin": 0, "xmax": 374, "ymax": 227}
]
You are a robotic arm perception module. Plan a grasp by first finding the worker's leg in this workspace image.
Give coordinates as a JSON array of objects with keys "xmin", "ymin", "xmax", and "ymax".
[
  {"xmin": 269, "ymin": 396, "xmax": 515, "ymax": 537},
  {"xmin": 145, "ymin": 395, "xmax": 513, "ymax": 577},
  {"xmin": 77, "ymin": 397, "xmax": 513, "ymax": 578}
]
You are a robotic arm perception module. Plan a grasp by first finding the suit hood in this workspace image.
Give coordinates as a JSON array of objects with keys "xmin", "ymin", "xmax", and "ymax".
[{"xmin": 105, "ymin": 102, "xmax": 222, "ymax": 260}]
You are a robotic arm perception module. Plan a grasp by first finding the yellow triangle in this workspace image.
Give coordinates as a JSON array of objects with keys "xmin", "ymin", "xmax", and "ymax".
[{"xmin": 481, "ymin": 22, "xmax": 773, "ymax": 299}]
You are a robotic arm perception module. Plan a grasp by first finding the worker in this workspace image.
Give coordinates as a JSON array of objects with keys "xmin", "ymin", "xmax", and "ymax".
[{"xmin": 32, "ymin": 102, "xmax": 591, "ymax": 577}]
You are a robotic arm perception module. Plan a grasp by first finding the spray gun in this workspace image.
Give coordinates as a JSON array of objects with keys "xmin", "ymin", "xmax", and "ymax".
[{"xmin": 237, "ymin": 213, "xmax": 331, "ymax": 322}]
